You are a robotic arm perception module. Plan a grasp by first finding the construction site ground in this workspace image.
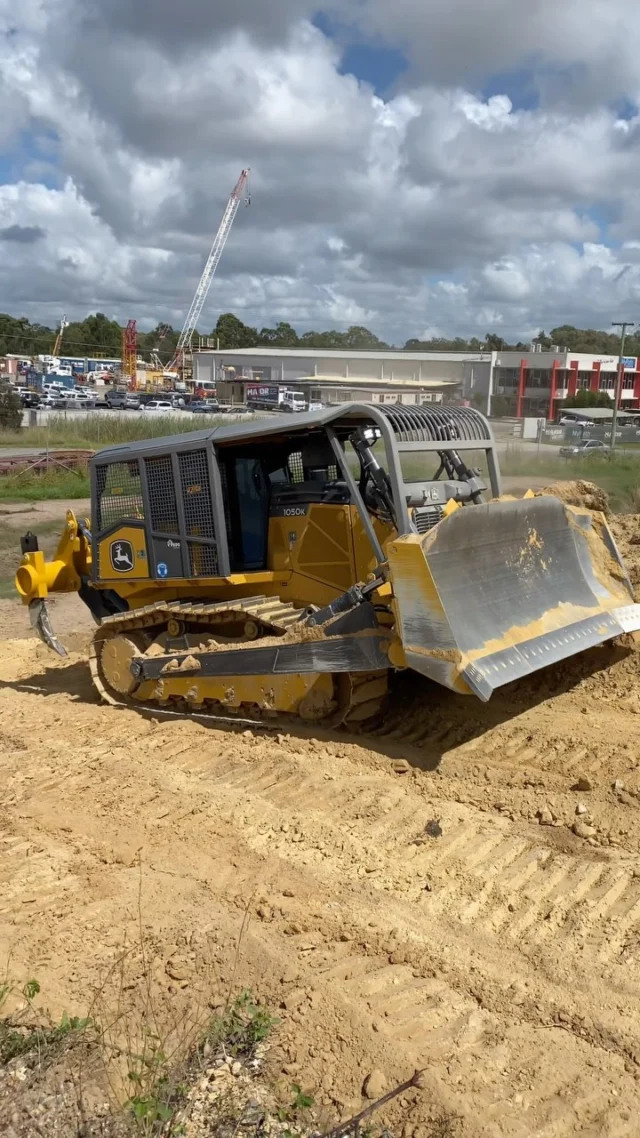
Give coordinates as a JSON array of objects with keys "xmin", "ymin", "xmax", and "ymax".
[{"xmin": 3, "ymin": 493, "xmax": 640, "ymax": 1135}]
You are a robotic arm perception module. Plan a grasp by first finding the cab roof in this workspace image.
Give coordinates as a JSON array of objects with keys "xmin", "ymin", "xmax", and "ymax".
[{"xmin": 91, "ymin": 404, "xmax": 377, "ymax": 464}]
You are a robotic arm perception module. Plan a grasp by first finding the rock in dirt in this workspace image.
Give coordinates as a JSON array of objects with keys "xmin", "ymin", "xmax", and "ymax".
[
  {"xmin": 165, "ymin": 955, "xmax": 191, "ymax": 981},
  {"xmin": 538, "ymin": 808, "xmax": 554, "ymax": 826},
  {"xmin": 613, "ymin": 779, "xmax": 626, "ymax": 792},
  {"xmin": 362, "ymin": 1070, "xmax": 387, "ymax": 1100},
  {"xmin": 574, "ymin": 777, "xmax": 593, "ymax": 792},
  {"xmin": 282, "ymin": 988, "xmax": 307, "ymax": 1010},
  {"xmin": 573, "ymin": 821, "xmax": 597, "ymax": 840},
  {"xmin": 576, "ymin": 803, "xmax": 588, "ymax": 815}
]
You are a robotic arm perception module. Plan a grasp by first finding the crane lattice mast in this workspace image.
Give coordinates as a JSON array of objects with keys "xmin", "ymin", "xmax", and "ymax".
[
  {"xmin": 52, "ymin": 315, "xmax": 68, "ymax": 357},
  {"xmin": 167, "ymin": 168, "xmax": 250, "ymax": 375},
  {"xmin": 122, "ymin": 319, "xmax": 138, "ymax": 390}
]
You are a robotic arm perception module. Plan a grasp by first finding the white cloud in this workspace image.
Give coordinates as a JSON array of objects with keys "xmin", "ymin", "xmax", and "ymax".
[
  {"xmin": 341, "ymin": 0, "xmax": 640, "ymax": 106},
  {"xmin": 2, "ymin": 0, "xmax": 640, "ymax": 343}
]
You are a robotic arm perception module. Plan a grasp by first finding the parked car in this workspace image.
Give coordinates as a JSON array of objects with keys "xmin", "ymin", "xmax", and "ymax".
[
  {"xmin": 41, "ymin": 391, "xmax": 67, "ymax": 409},
  {"xmin": 67, "ymin": 389, "xmax": 97, "ymax": 408},
  {"xmin": 559, "ymin": 439, "xmax": 611, "ymax": 459},
  {"xmin": 559, "ymin": 415, "xmax": 595, "ymax": 427},
  {"xmin": 124, "ymin": 394, "xmax": 141, "ymax": 410},
  {"xmin": 104, "ymin": 390, "xmax": 130, "ymax": 409},
  {"xmin": 107, "ymin": 391, "xmax": 130, "ymax": 409},
  {"xmin": 191, "ymin": 399, "xmax": 220, "ymax": 414},
  {"xmin": 18, "ymin": 389, "xmax": 41, "ymax": 407},
  {"xmin": 144, "ymin": 400, "xmax": 175, "ymax": 412}
]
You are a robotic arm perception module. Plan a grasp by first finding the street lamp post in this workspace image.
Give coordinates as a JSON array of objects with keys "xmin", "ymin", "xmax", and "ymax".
[{"xmin": 611, "ymin": 321, "xmax": 635, "ymax": 452}]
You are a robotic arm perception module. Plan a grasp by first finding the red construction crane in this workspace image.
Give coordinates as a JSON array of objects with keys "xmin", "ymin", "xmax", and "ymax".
[{"xmin": 122, "ymin": 319, "xmax": 137, "ymax": 390}]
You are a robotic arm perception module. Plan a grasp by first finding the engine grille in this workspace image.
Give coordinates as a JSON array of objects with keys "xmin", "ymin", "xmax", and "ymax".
[{"xmin": 413, "ymin": 504, "xmax": 444, "ymax": 534}]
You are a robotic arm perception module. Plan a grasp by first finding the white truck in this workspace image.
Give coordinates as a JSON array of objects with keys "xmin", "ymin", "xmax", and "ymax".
[{"xmin": 246, "ymin": 385, "xmax": 306, "ymax": 413}]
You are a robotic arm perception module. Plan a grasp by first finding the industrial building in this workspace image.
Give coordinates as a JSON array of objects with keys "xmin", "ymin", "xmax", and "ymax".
[
  {"xmin": 193, "ymin": 347, "xmax": 491, "ymax": 406},
  {"xmin": 491, "ymin": 349, "xmax": 640, "ymax": 418},
  {"xmin": 191, "ymin": 344, "xmax": 640, "ymax": 421}
]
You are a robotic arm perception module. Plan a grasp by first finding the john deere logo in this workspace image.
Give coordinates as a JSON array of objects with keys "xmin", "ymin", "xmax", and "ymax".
[{"xmin": 110, "ymin": 539, "xmax": 134, "ymax": 573}]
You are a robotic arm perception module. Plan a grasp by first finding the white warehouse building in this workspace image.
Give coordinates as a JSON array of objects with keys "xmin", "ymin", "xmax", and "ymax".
[{"xmin": 193, "ymin": 347, "xmax": 492, "ymax": 406}]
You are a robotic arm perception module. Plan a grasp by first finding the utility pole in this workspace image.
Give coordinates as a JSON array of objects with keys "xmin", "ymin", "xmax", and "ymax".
[{"xmin": 611, "ymin": 321, "xmax": 635, "ymax": 451}]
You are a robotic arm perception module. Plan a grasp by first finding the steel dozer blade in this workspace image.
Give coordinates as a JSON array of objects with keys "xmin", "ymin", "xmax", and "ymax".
[
  {"xmin": 29, "ymin": 599, "xmax": 67, "ymax": 658},
  {"xmin": 388, "ymin": 494, "xmax": 640, "ymax": 701}
]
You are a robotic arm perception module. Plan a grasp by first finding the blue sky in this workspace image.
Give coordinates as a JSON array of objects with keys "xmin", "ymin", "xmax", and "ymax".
[
  {"xmin": 313, "ymin": 12, "xmax": 407, "ymax": 95},
  {"xmin": 0, "ymin": 129, "xmax": 60, "ymax": 189}
]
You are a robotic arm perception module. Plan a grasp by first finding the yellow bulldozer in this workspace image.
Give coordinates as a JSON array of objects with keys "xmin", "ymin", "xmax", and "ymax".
[{"xmin": 14, "ymin": 403, "xmax": 640, "ymax": 725}]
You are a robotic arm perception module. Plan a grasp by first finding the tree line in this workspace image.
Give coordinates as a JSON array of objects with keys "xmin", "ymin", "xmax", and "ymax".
[
  {"xmin": 2, "ymin": 310, "xmax": 640, "ymax": 360},
  {"xmin": 0, "ymin": 311, "xmax": 390, "ymax": 361}
]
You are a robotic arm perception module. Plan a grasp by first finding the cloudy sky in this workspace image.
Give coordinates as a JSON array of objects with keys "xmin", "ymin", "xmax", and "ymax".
[{"xmin": 2, "ymin": 0, "xmax": 640, "ymax": 344}]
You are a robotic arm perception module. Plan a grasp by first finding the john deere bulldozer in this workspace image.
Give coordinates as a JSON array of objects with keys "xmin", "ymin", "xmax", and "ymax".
[{"xmin": 14, "ymin": 403, "xmax": 640, "ymax": 725}]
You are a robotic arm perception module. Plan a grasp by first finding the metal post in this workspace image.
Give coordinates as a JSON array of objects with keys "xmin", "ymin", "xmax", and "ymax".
[{"xmin": 612, "ymin": 321, "xmax": 635, "ymax": 451}]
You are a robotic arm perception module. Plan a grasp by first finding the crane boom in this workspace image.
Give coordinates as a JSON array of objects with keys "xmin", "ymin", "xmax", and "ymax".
[
  {"xmin": 52, "ymin": 314, "xmax": 68, "ymax": 357},
  {"xmin": 167, "ymin": 169, "xmax": 250, "ymax": 373}
]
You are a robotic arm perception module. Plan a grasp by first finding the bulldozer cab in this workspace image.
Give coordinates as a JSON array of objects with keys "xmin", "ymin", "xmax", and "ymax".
[{"xmin": 90, "ymin": 404, "xmax": 499, "ymax": 595}]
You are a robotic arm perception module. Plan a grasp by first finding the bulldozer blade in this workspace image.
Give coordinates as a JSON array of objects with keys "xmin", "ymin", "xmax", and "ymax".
[
  {"xmin": 388, "ymin": 494, "xmax": 640, "ymax": 701},
  {"xmin": 29, "ymin": 599, "xmax": 67, "ymax": 658}
]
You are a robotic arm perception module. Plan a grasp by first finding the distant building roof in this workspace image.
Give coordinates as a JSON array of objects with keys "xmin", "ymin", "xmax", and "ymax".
[
  {"xmin": 197, "ymin": 347, "xmax": 489, "ymax": 362},
  {"xmin": 294, "ymin": 375, "xmax": 458, "ymax": 388}
]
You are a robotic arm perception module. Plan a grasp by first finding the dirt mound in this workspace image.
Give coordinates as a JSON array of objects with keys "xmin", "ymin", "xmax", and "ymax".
[
  {"xmin": 611, "ymin": 513, "xmax": 640, "ymax": 595},
  {"xmin": 541, "ymin": 478, "xmax": 611, "ymax": 516}
]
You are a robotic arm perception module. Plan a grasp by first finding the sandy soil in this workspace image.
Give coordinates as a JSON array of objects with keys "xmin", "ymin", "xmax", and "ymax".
[{"xmin": 2, "ymin": 501, "xmax": 640, "ymax": 1135}]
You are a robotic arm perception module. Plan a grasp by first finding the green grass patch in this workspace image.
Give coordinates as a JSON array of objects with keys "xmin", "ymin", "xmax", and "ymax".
[
  {"xmin": 499, "ymin": 446, "xmax": 640, "ymax": 512},
  {"xmin": 0, "ymin": 411, "xmax": 244, "ymax": 452},
  {"xmin": 0, "ymin": 978, "xmax": 94, "ymax": 1066},
  {"xmin": 0, "ymin": 467, "xmax": 90, "ymax": 501}
]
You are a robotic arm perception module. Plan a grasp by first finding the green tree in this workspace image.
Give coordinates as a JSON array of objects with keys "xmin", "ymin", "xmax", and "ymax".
[
  {"xmin": 258, "ymin": 321, "xmax": 299, "ymax": 347},
  {"xmin": 137, "ymin": 323, "xmax": 179, "ymax": 363},
  {"xmin": 342, "ymin": 325, "xmax": 389, "ymax": 349},
  {"xmin": 563, "ymin": 389, "xmax": 613, "ymax": 408},
  {"xmin": 214, "ymin": 312, "xmax": 259, "ymax": 349},
  {"xmin": 484, "ymin": 332, "xmax": 506, "ymax": 351}
]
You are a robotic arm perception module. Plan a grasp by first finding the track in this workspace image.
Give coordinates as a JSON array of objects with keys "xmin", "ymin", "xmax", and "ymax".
[
  {"xmin": 88, "ymin": 595, "xmax": 388, "ymax": 728},
  {"xmin": 2, "ymin": 508, "xmax": 640, "ymax": 1134}
]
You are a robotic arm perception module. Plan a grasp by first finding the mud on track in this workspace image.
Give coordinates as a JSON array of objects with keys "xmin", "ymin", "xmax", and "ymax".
[{"xmin": 2, "ymin": 513, "xmax": 640, "ymax": 1134}]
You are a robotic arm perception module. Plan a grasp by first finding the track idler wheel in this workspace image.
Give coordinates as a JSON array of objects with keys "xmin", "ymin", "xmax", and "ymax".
[{"xmin": 99, "ymin": 633, "xmax": 146, "ymax": 695}]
